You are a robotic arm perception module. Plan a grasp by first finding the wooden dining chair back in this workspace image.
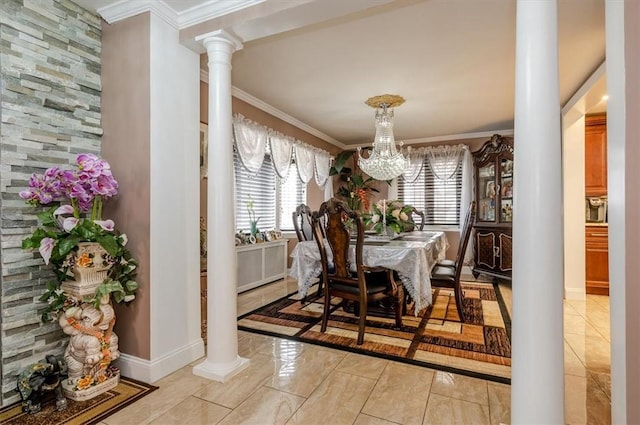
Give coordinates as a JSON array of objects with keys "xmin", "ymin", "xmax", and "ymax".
[
  {"xmin": 292, "ymin": 204, "xmax": 314, "ymax": 242},
  {"xmin": 436, "ymin": 201, "xmax": 475, "ymax": 269},
  {"xmin": 312, "ymin": 198, "xmax": 403, "ymax": 344},
  {"xmin": 407, "ymin": 207, "xmax": 425, "ymax": 231},
  {"xmin": 430, "ymin": 200, "xmax": 476, "ymax": 322}
]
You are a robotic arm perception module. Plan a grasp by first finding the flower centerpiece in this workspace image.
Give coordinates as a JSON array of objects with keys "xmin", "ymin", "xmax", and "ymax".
[
  {"xmin": 20, "ymin": 153, "xmax": 138, "ymax": 400},
  {"xmin": 363, "ymin": 199, "xmax": 415, "ymax": 235},
  {"xmin": 20, "ymin": 153, "xmax": 138, "ymax": 321}
]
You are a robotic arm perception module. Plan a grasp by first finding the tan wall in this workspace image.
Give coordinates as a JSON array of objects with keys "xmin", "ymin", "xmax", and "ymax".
[{"xmin": 101, "ymin": 14, "xmax": 151, "ymax": 360}]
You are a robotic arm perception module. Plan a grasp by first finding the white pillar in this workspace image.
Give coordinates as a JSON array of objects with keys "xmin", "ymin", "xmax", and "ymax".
[
  {"xmin": 193, "ymin": 30, "xmax": 249, "ymax": 382},
  {"xmin": 512, "ymin": 0, "xmax": 564, "ymax": 423}
]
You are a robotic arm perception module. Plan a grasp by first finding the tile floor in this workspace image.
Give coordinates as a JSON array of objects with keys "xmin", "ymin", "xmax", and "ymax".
[{"xmin": 100, "ymin": 277, "xmax": 611, "ymax": 425}]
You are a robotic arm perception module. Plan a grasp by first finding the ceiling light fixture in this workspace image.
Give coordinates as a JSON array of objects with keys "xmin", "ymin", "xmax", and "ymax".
[{"xmin": 357, "ymin": 94, "xmax": 409, "ymax": 181}]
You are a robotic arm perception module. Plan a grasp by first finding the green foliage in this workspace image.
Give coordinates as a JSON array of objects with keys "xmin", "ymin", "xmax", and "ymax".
[{"xmin": 23, "ymin": 206, "xmax": 139, "ymax": 322}]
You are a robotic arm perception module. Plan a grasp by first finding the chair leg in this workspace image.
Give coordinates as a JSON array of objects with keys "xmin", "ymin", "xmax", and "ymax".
[
  {"xmin": 316, "ymin": 275, "xmax": 323, "ymax": 298},
  {"xmin": 394, "ymin": 286, "xmax": 404, "ymax": 328},
  {"xmin": 357, "ymin": 303, "xmax": 366, "ymax": 345},
  {"xmin": 454, "ymin": 287, "xmax": 466, "ymax": 323},
  {"xmin": 320, "ymin": 288, "xmax": 331, "ymax": 333}
]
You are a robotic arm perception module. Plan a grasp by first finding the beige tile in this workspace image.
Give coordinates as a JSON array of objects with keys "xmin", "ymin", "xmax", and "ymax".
[
  {"xmin": 564, "ymin": 342, "xmax": 587, "ymax": 377},
  {"xmin": 353, "ymin": 414, "xmax": 401, "ymax": 425},
  {"xmin": 487, "ymin": 382, "xmax": 510, "ymax": 425},
  {"xmin": 104, "ymin": 367, "xmax": 214, "ymax": 424},
  {"xmin": 286, "ymin": 371, "xmax": 376, "ymax": 425},
  {"xmin": 148, "ymin": 396, "xmax": 230, "ymax": 425},
  {"xmin": 565, "ymin": 333, "xmax": 610, "ymax": 374},
  {"xmin": 195, "ymin": 353, "xmax": 277, "ymax": 409},
  {"xmin": 266, "ymin": 345, "xmax": 345, "ymax": 397},
  {"xmin": 590, "ymin": 371, "xmax": 611, "ymax": 400},
  {"xmin": 257, "ymin": 337, "xmax": 307, "ymax": 361},
  {"xmin": 335, "ymin": 352, "xmax": 389, "ymax": 380},
  {"xmin": 362, "ymin": 362, "xmax": 434, "ymax": 425},
  {"xmin": 423, "ymin": 393, "xmax": 490, "ymax": 425},
  {"xmin": 565, "ymin": 374, "xmax": 611, "ymax": 425},
  {"xmin": 430, "ymin": 371, "xmax": 489, "ymax": 405},
  {"xmin": 564, "ymin": 312, "xmax": 604, "ymax": 337},
  {"xmin": 238, "ymin": 332, "xmax": 278, "ymax": 358},
  {"xmin": 218, "ymin": 387, "xmax": 305, "ymax": 425}
]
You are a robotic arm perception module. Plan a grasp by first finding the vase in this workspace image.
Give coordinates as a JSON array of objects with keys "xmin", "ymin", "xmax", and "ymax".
[
  {"xmin": 58, "ymin": 242, "xmax": 120, "ymax": 401},
  {"xmin": 60, "ymin": 241, "xmax": 110, "ymax": 298},
  {"xmin": 384, "ymin": 226, "xmax": 399, "ymax": 239},
  {"xmin": 58, "ymin": 295, "xmax": 120, "ymax": 401}
]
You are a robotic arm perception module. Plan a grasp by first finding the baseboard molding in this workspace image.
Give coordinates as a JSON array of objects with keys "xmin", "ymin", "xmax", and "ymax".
[
  {"xmin": 115, "ymin": 339, "xmax": 205, "ymax": 383},
  {"xmin": 564, "ymin": 287, "xmax": 586, "ymax": 300}
]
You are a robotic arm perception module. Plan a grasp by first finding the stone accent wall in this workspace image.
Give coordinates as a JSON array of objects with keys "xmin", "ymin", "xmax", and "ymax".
[{"xmin": 0, "ymin": 0, "xmax": 102, "ymax": 406}]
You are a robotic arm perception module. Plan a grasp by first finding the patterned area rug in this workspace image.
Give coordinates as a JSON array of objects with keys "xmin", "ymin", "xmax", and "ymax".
[
  {"xmin": 239, "ymin": 280, "xmax": 511, "ymax": 383},
  {"xmin": 0, "ymin": 377, "xmax": 157, "ymax": 425}
]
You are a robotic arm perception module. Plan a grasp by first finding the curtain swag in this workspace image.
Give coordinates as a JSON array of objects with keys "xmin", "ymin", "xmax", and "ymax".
[
  {"xmin": 401, "ymin": 144, "xmax": 468, "ymax": 182},
  {"xmin": 232, "ymin": 114, "xmax": 333, "ymax": 188}
]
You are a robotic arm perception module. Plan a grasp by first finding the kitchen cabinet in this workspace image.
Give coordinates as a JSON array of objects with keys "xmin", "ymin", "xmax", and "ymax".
[
  {"xmin": 472, "ymin": 134, "xmax": 514, "ymax": 281},
  {"xmin": 585, "ymin": 225, "xmax": 609, "ymax": 295},
  {"xmin": 585, "ymin": 114, "xmax": 607, "ymax": 196}
]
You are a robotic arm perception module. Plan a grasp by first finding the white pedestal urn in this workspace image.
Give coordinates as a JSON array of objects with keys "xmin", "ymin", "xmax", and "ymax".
[{"xmin": 58, "ymin": 242, "xmax": 120, "ymax": 401}]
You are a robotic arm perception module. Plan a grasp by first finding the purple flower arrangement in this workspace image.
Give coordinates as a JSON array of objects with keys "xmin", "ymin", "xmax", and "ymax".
[
  {"xmin": 20, "ymin": 153, "xmax": 138, "ymax": 322},
  {"xmin": 20, "ymin": 153, "xmax": 119, "ymax": 220}
]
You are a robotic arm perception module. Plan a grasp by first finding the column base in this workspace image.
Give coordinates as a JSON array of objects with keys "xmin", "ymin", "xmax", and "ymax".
[{"xmin": 193, "ymin": 356, "xmax": 249, "ymax": 382}]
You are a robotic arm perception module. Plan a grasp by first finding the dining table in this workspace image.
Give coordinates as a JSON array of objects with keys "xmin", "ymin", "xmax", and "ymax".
[{"xmin": 289, "ymin": 230, "xmax": 449, "ymax": 313}]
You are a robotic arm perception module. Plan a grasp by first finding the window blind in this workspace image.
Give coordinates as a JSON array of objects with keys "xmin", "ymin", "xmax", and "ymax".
[
  {"xmin": 234, "ymin": 150, "xmax": 307, "ymax": 233},
  {"xmin": 398, "ymin": 158, "xmax": 462, "ymax": 225},
  {"xmin": 234, "ymin": 150, "xmax": 276, "ymax": 232},
  {"xmin": 278, "ymin": 169, "xmax": 307, "ymax": 231}
]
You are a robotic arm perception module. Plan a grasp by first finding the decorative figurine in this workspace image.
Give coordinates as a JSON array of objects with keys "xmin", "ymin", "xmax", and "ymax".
[{"xmin": 17, "ymin": 354, "xmax": 67, "ymax": 414}]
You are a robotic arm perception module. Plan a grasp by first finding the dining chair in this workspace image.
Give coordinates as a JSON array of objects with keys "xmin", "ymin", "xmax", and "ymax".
[
  {"xmin": 312, "ymin": 198, "xmax": 404, "ymax": 345},
  {"xmin": 292, "ymin": 203, "xmax": 314, "ymax": 242},
  {"xmin": 429, "ymin": 201, "xmax": 476, "ymax": 322},
  {"xmin": 436, "ymin": 201, "xmax": 475, "ymax": 269},
  {"xmin": 406, "ymin": 207, "xmax": 425, "ymax": 231},
  {"xmin": 293, "ymin": 203, "xmax": 328, "ymax": 300}
]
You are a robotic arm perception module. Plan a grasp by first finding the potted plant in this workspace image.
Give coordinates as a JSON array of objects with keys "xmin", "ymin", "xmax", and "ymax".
[
  {"xmin": 331, "ymin": 150, "xmax": 380, "ymax": 211},
  {"xmin": 20, "ymin": 153, "xmax": 138, "ymax": 321},
  {"xmin": 20, "ymin": 153, "xmax": 139, "ymax": 399}
]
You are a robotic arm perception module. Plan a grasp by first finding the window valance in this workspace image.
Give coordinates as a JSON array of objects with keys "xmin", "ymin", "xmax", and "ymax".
[
  {"xmin": 232, "ymin": 114, "xmax": 333, "ymax": 188},
  {"xmin": 401, "ymin": 144, "xmax": 468, "ymax": 182}
]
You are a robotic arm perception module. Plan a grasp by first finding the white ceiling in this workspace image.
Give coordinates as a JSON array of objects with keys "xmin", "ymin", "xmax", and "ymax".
[{"xmin": 76, "ymin": 0, "xmax": 606, "ymax": 147}]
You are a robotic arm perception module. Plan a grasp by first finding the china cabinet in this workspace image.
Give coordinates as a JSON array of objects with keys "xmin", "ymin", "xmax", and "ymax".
[{"xmin": 472, "ymin": 134, "xmax": 514, "ymax": 281}]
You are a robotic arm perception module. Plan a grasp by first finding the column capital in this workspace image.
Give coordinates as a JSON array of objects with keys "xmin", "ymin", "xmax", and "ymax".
[{"xmin": 196, "ymin": 29, "xmax": 243, "ymax": 53}]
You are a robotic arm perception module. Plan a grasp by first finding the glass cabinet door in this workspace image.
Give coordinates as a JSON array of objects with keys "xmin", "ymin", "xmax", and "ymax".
[
  {"xmin": 500, "ymin": 158, "xmax": 513, "ymax": 222},
  {"xmin": 477, "ymin": 162, "xmax": 496, "ymax": 221}
]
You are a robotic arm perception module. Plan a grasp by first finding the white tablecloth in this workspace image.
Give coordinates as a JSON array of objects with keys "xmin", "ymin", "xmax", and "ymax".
[{"xmin": 289, "ymin": 231, "xmax": 449, "ymax": 313}]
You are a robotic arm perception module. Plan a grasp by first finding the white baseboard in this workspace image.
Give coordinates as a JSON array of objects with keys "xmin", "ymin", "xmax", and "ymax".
[
  {"xmin": 564, "ymin": 287, "xmax": 586, "ymax": 300},
  {"xmin": 114, "ymin": 339, "xmax": 205, "ymax": 383}
]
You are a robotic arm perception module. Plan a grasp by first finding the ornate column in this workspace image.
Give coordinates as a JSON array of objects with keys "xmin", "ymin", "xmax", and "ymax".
[
  {"xmin": 512, "ymin": 0, "xmax": 564, "ymax": 422},
  {"xmin": 193, "ymin": 30, "xmax": 249, "ymax": 381}
]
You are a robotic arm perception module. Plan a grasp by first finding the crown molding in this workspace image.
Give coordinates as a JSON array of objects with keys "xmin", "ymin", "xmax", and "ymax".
[
  {"xmin": 200, "ymin": 70, "xmax": 346, "ymax": 149},
  {"xmin": 98, "ymin": 0, "xmax": 265, "ymax": 31},
  {"xmin": 178, "ymin": 0, "xmax": 265, "ymax": 29},
  {"xmin": 98, "ymin": 0, "xmax": 178, "ymax": 29}
]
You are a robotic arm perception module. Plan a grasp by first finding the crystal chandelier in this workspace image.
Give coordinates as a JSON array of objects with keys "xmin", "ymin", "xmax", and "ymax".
[{"xmin": 357, "ymin": 94, "xmax": 409, "ymax": 181}]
